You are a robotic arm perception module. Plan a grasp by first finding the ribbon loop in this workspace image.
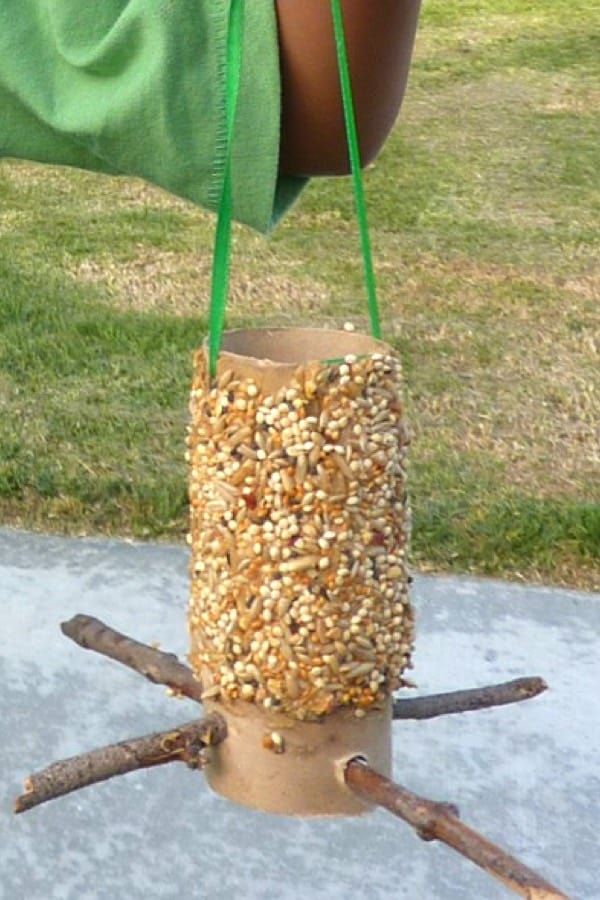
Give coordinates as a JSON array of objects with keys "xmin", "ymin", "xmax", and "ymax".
[{"xmin": 208, "ymin": 0, "xmax": 382, "ymax": 378}]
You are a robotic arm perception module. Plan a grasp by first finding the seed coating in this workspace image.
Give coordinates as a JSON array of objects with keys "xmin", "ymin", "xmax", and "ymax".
[{"xmin": 188, "ymin": 349, "xmax": 414, "ymax": 719}]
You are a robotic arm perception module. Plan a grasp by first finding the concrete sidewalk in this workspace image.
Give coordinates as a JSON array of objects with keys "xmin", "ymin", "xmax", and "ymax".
[{"xmin": 1, "ymin": 529, "xmax": 598, "ymax": 899}]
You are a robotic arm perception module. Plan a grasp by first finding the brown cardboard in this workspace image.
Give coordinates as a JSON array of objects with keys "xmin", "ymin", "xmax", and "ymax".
[
  {"xmin": 217, "ymin": 326, "xmax": 391, "ymax": 394},
  {"xmin": 203, "ymin": 696, "xmax": 392, "ymax": 817}
]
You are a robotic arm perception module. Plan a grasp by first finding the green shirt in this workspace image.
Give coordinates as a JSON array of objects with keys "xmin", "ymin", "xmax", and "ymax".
[{"xmin": 0, "ymin": 0, "xmax": 304, "ymax": 232}]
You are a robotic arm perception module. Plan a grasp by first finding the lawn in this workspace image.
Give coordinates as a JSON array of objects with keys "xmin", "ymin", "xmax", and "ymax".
[{"xmin": 1, "ymin": 0, "xmax": 598, "ymax": 589}]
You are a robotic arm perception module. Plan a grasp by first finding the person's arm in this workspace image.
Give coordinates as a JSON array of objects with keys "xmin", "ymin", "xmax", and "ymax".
[{"xmin": 275, "ymin": 0, "xmax": 421, "ymax": 177}]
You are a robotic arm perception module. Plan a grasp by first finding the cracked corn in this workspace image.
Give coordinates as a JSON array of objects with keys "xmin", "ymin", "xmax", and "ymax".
[{"xmin": 187, "ymin": 350, "xmax": 414, "ymax": 720}]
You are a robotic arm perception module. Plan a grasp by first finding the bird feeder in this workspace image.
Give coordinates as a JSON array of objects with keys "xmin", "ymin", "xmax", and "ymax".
[
  {"xmin": 187, "ymin": 0, "xmax": 413, "ymax": 817},
  {"xmin": 187, "ymin": 327, "xmax": 413, "ymax": 815}
]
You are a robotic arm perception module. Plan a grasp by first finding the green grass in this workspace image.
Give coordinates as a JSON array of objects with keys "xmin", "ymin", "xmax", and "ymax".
[
  {"xmin": 0, "ymin": 261, "xmax": 199, "ymax": 537},
  {"xmin": 1, "ymin": 0, "xmax": 598, "ymax": 589}
]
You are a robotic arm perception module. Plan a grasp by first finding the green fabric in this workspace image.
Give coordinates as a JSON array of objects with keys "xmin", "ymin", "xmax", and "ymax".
[{"xmin": 0, "ymin": 0, "xmax": 305, "ymax": 232}]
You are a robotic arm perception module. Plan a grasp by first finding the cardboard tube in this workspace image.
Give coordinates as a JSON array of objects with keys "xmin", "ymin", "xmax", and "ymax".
[
  {"xmin": 218, "ymin": 326, "xmax": 391, "ymax": 392},
  {"xmin": 189, "ymin": 328, "xmax": 410, "ymax": 816},
  {"xmin": 203, "ymin": 696, "xmax": 392, "ymax": 817}
]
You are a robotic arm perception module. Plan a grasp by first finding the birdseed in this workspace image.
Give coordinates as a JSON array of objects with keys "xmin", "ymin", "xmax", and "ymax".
[{"xmin": 188, "ymin": 349, "xmax": 414, "ymax": 720}]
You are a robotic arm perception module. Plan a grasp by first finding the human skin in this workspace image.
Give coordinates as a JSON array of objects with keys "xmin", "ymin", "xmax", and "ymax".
[{"xmin": 275, "ymin": 0, "xmax": 422, "ymax": 176}]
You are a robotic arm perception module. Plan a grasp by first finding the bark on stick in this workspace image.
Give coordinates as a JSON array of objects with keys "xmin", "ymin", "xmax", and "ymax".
[
  {"xmin": 62, "ymin": 616, "xmax": 546, "ymax": 722},
  {"xmin": 15, "ymin": 715, "xmax": 226, "ymax": 814},
  {"xmin": 345, "ymin": 759, "xmax": 568, "ymax": 899},
  {"xmin": 393, "ymin": 677, "xmax": 547, "ymax": 721},
  {"xmin": 61, "ymin": 614, "xmax": 203, "ymax": 702}
]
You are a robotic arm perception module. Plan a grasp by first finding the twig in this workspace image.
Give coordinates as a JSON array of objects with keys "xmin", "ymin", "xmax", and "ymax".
[
  {"xmin": 393, "ymin": 677, "xmax": 547, "ymax": 720},
  {"xmin": 18, "ymin": 615, "xmax": 565, "ymax": 895},
  {"xmin": 61, "ymin": 615, "xmax": 204, "ymax": 703},
  {"xmin": 14, "ymin": 715, "xmax": 227, "ymax": 814},
  {"xmin": 345, "ymin": 759, "xmax": 569, "ymax": 899},
  {"xmin": 62, "ymin": 616, "xmax": 547, "ymax": 725}
]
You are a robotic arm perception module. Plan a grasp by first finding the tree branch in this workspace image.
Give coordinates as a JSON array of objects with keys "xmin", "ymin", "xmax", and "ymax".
[
  {"xmin": 393, "ymin": 677, "xmax": 548, "ymax": 721},
  {"xmin": 17, "ymin": 616, "xmax": 564, "ymax": 894},
  {"xmin": 345, "ymin": 759, "xmax": 568, "ymax": 899},
  {"xmin": 61, "ymin": 615, "xmax": 204, "ymax": 703},
  {"xmin": 14, "ymin": 715, "xmax": 227, "ymax": 815},
  {"xmin": 62, "ymin": 616, "xmax": 547, "ymax": 724}
]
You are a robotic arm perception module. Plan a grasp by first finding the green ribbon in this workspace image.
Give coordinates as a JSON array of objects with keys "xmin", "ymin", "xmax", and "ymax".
[
  {"xmin": 208, "ymin": 0, "xmax": 244, "ymax": 379},
  {"xmin": 208, "ymin": 0, "xmax": 382, "ymax": 378},
  {"xmin": 330, "ymin": 0, "xmax": 382, "ymax": 340}
]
